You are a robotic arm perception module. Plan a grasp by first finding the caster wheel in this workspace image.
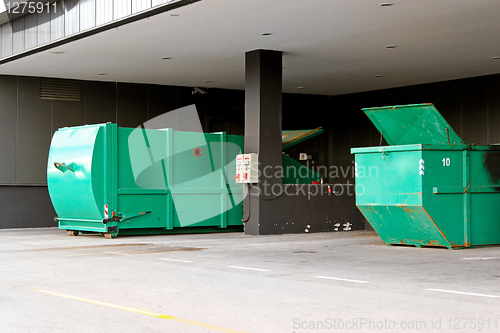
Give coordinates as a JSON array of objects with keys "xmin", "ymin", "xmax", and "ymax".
[
  {"xmin": 68, "ymin": 230, "xmax": 79, "ymax": 236},
  {"xmin": 104, "ymin": 233, "xmax": 113, "ymax": 239}
]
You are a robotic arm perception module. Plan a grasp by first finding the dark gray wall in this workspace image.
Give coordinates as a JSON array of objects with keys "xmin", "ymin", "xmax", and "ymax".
[
  {"xmin": 0, "ymin": 186, "xmax": 55, "ymax": 228},
  {"xmin": 0, "ymin": 76, "xmax": 201, "ymax": 228},
  {"xmin": 1, "ymin": 73, "xmax": 500, "ymax": 228},
  {"xmin": 0, "ymin": 75, "xmax": 17, "ymax": 184}
]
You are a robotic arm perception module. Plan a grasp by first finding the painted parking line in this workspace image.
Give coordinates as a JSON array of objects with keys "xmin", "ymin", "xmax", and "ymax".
[
  {"xmin": 227, "ymin": 266, "xmax": 270, "ymax": 272},
  {"xmin": 314, "ymin": 276, "xmax": 369, "ymax": 284},
  {"xmin": 37, "ymin": 289, "xmax": 247, "ymax": 332},
  {"xmin": 159, "ymin": 258, "xmax": 193, "ymax": 263},
  {"xmin": 105, "ymin": 251, "xmax": 131, "ymax": 256},
  {"xmin": 0, "ymin": 281, "xmax": 16, "ymax": 287},
  {"xmin": 0, "ymin": 281, "xmax": 247, "ymax": 333},
  {"xmin": 460, "ymin": 257, "xmax": 500, "ymax": 261},
  {"xmin": 426, "ymin": 288, "xmax": 499, "ymax": 298}
]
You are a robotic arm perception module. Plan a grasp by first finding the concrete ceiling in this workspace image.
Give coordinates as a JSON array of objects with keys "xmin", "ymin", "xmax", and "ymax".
[{"xmin": 1, "ymin": 0, "xmax": 500, "ymax": 95}]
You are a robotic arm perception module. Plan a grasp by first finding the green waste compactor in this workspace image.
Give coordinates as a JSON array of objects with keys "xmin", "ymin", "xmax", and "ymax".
[
  {"xmin": 351, "ymin": 103, "xmax": 500, "ymax": 249},
  {"xmin": 48, "ymin": 123, "xmax": 323, "ymax": 238}
]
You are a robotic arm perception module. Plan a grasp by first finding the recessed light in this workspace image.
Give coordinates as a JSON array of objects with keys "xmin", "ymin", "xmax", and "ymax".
[
  {"xmin": 375, "ymin": 74, "xmax": 385, "ymax": 78},
  {"xmin": 50, "ymin": 51, "xmax": 65, "ymax": 54},
  {"xmin": 262, "ymin": 32, "xmax": 273, "ymax": 36},
  {"xmin": 162, "ymin": 57, "xmax": 172, "ymax": 60},
  {"xmin": 97, "ymin": 73, "xmax": 107, "ymax": 76},
  {"xmin": 385, "ymin": 45, "xmax": 396, "ymax": 49},
  {"xmin": 297, "ymin": 87, "xmax": 305, "ymax": 89},
  {"xmin": 170, "ymin": 14, "xmax": 179, "ymax": 16},
  {"xmin": 493, "ymin": 57, "xmax": 500, "ymax": 60},
  {"xmin": 203, "ymin": 80, "xmax": 212, "ymax": 83},
  {"xmin": 380, "ymin": 3, "xmax": 393, "ymax": 6}
]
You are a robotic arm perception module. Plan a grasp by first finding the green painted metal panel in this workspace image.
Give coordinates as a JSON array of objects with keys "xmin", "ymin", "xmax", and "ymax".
[
  {"xmin": 358, "ymin": 205, "xmax": 451, "ymax": 248},
  {"xmin": 117, "ymin": 194, "xmax": 168, "ymax": 228},
  {"xmin": 421, "ymin": 150, "xmax": 466, "ymax": 247},
  {"xmin": 122, "ymin": 127, "xmax": 169, "ymax": 189},
  {"xmin": 470, "ymin": 193, "xmax": 500, "ymax": 246},
  {"xmin": 172, "ymin": 194, "xmax": 225, "ymax": 227},
  {"xmin": 363, "ymin": 103, "xmax": 464, "ymax": 145},
  {"xmin": 58, "ymin": 220, "xmax": 107, "ymax": 232},
  {"xmin": 173, "ymin": 131, "xmax": 221, "ymax": 189},
  {"xmin": 467, "ymin": 149, "xmax": 500, "ymax": 246},
  {"xmin": 354, "ymin": 149, "xmax": 423, "ymax": 206}
]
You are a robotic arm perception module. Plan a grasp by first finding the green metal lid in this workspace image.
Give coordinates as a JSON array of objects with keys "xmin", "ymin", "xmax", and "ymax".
[
  {"xmin": 363, "ymin": 103, "xmax": 464, "ymax": 145},
  {"xmin": 282, "ymin": 127, "xmax": 324, "ymax": 150}
]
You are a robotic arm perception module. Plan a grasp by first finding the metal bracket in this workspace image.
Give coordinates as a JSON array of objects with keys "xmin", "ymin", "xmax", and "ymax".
[
  {"xmin": 102, "ymin": 211, "xmax": 152, "ymax": 224},
  {"xmin": 102, "ymin": 216, "xmax": 121, "ymax": 224},
  {"xmin": 107, "ymin": 226, "xmax": 118, "ymax": 233}
]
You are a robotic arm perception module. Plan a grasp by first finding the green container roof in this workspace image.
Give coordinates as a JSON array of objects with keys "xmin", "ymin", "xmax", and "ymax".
[{"xmin": 363, "ymin": 103, "xmax": 464, "ymax": 145}]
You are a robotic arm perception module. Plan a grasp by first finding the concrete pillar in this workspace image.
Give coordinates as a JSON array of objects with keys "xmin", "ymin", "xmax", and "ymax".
[{"xmin": 243, "ymin": 49, "xmax": 282, "ymax": 235}]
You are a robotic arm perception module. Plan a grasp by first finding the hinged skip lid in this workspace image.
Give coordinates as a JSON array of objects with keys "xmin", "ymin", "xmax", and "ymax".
[
  {"xmin": 282, "ymin": 127, "xmax": 324, "ymax": 150},
  {"xmin": 363, "ymin": 103, "xmax": 464, "ymax": 145}
]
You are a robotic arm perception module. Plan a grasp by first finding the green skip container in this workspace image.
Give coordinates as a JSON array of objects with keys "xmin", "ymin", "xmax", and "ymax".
[{"xmin": 351, "ymin": 104, "xmax": 500, "ymax": 249}]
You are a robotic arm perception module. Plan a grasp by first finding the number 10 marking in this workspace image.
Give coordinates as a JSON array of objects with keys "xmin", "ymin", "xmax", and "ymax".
[{"xmin": 442, "ymin": 158, "xmax": 451, "ymax": 166}]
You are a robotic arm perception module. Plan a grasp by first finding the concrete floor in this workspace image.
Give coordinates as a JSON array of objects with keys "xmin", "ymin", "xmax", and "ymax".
[{"xmin": 0, "ymin": 228, "xmax": 499, "ymax": 333}]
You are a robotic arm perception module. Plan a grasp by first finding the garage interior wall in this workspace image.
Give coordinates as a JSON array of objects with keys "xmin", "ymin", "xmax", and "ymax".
[{"xmin": 0, "ymin": 73, "xmax": 499, "ymax": 228}]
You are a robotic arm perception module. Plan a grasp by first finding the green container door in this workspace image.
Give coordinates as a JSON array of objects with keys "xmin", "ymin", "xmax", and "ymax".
[{"xmin": 48, "ymin": 124, "xmax": 107, "ymax": 232}]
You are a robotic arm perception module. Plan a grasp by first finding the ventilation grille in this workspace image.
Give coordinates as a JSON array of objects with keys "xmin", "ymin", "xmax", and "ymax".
[{"xmin": 40, "ymin": 78, "xmax": 81, "ymax": 102}]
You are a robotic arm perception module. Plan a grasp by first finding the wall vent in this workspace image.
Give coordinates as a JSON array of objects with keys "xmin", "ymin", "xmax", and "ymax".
[{"xmin": 40, "ymin": 78, "xmax": 82, "ymax": 102}]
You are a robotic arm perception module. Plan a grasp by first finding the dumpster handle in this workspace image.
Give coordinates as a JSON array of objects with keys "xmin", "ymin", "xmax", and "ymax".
[
  {"xmin": 103, "ymin": 211, "xmax": 152, "ymax": 224},
  {"xmin": 54, "ymin": 162, "xmax": 75, "ymax": 173}
]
